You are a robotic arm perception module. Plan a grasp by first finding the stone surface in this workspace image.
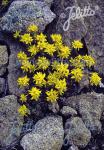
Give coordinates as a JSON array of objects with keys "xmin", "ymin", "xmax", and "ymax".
[
  {"xmin": 15, "ymin": 0, "xmax": 54, "ymax": 7},
  {"xmin": 21, "ymin": 116, "xmax": 64, "ymax": 150},
  {"xmin": 64, "ymin": 117, "xmax": 91, "ymax": 148},
  {"xmin": 46, "ymin": 0, "xmax": 104, "ymax": 74},
  {"xmin": 8, "ymin": 50, "xmax": 26, "ymax": 96},
  {"xmin": 68, "ymin": 145, "xmax": 79, "ymax": 150},
  {"xmin": 0, "ymin": 45, "xmax": 8, "ymax": 76},
  {"xmin": 60, "ymin": 106, "xmax": 77, "ymax": 117},
  {"xmin": 0, "ymin": 78, "xmax": 5, "ymax": 95},
  {"xmin": 0, "ymin": 0, "xmax": 56, "ymax": 32},
  {"xmin": 61, "ymin": 92, "xmax": 104, "ymax": 134},
  {"xmin": 0, "ymin": 33, "xmax": 26, "ymax": 96},
  {"xmin": 0, "ymin": 95, "xmax": 23, "ymax": 146},
  {"xmin": 48, "ymin": 102, "xmax": 60, "ymax": 113}
]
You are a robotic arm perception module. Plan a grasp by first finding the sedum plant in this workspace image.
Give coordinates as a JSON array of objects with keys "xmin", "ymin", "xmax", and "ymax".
[{"xmin": 14, "ymin": 24, "xmax": 102, "ymax": 116}]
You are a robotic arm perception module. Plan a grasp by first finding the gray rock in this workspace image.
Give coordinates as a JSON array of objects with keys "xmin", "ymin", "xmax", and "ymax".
[
  {"xmin": 21, "ymin": 116, "xmax": 64, "ymax": 150},
  {"xmin": 64, "ymin": 117, "xmax": 91, "ymax": 148},
  {"xmin": 15, "ymin": 0, "xmax": 53, "ymax": 7},
  {"xmin": 8, "ymin": 51, "xmax": 26, "ymax": 96},
  {"xmin": 60, "ymin": 106, "xmax": 77, "ymax": 117},
  {"xmin": 46, "ymin": 0, "xmax": 104, "ymax": 74},
  {"xmin": 0, "ymin": 0, "xmax": 56, "ymax": 32},
  {"xmin": 61, "ymin": 92, "xmax": 104, "ymax": 134},
  {"xmin": 0, "ymin": 33, "xmax": 27, "ymax": 96},
  {"xmin": 68, "ymin": 145, "xmax": 79, "ymax": 150},
  {"xmin": 48, "ymin": 102, "xmax": 60, "ymax": 113},
  {"xmin": 0, "ymin": 45, "xmax": 8, "ymax": 76},
  {"xmin": 0, "ymin": 78, "xmax": 5, "ymax": 94},
  {"xmin": 0, "ymin": 95, "xmax": 23, "ymax": 146}
]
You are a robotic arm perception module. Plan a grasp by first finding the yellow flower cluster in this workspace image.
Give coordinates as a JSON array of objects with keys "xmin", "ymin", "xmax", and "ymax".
[
  {"xmin": 20, "ymin": 94, "xmax": 27, "ymax": 102},
  {"xmin": 14, "ymin": 31, "xmax": 21, "ymax": 39},
  {"xmin": 55, "ymin": 79, "xmax": 67, "ymax": 95},
  {"xmin": 56, "ymin": 63, "xmax": 69, "ymax": 78},
  {"xmin": 15, "ymin": 24, "xmax": 101, "ymax": 116},
  {"xmin": 33, "ymin": 72, "xmax": 46, "ymax": 87},
  {"xmin": 71, "ymin": 68, "xmax": 83, "ymax": 82},
  {"xmin": 44, "ymin": 44, "xmax": 56, "ymax": 56},
  {"xmin": 17, "ymin": 51, "xmax": 29, "ymax": 61},
  {"xmin": 36, "ymin": 56, "xmax": 50, "ymax": 70},
  {"xmin": 83, "ymin": 55, "xmax": 95, "ymax": 67},
  {"xmin": 58, "ymin": 46, "xmax": 71, "ymax": 59},
  {"xmin": 27, "ymin": 24, "xmax": 38, "ymax": 32},
  {"xmin": 17, "ymin": 76, "xmax": 30, "ymax": 87},
  {"xmin": 70, "ymin": 55, "xmax": 84, "ymax": 69},
  {"xmin": 20, "ymin": 33, "xmax": 33, "ymax": 45},
  {"xmin": 72, "ymin": 40, "xmax": 83, "ymax": 50},
  {"xmin": 90, "ymin": 72, "xmax": 101, "ymax": 86},
  {"xmin": 47, "ymin": 72, "xmax": 58, "ymax": 86},
  {"xmin": 28, "ymin": 45, "xmax": 39, "ymax": 56},
  {"xmin": 46, "ymin": 89, "xmax": 58, "ymax": 103},
  {"xmin": 21, "ymin": 60, "xmax": 35, "ymax": 73},
  {"xmin": 18, "ymin": 105, "xmax": 30, "ymax": 116},
  {"xmin": 28, "ymin": 87, "xmax": 41, "ymax": 101}
]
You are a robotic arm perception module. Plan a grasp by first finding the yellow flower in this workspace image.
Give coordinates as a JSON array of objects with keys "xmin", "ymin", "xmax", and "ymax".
[
  {"xmin": 46, "ymin": 89, "xmax": 59, "ymax": 103},
  {"xmin": 44, "ymin": 44, "xmax": 56, "ymax": 56},
  {"xmin": 47, "ymin": 72, "xmax": 59, "ymax": 86},
  {"xmin": 55, "ymin": 79, "xmax": 67, "ymax": 95},
  {"xmin": 14, "ymin": 31, "xmax": 21, "ymax": 38},
  {"xmin": 71, "ymin": 68, "xmax": 83, "ymax": 82},
  {"xmin": 17, "ymin": 76, "xmax": 30, "ymax": 87},
  {"xmin": 56, "ymin": 63, "xmax": 69, "ymax": 78},
  {"xmin": 83, "ymin": 55, "xmax": 95, "ymax": 67},
  {"xmin": 18, "ymin": 105, "xmax": 30, "ymax": 116},
  {"xmin": 51, "ymin": 34, "xmax": 62, "ymax": 49},
  {"xmin": 69, "ymin": 55, "xmax": 84, "ymax": 69},
  {"xmin": 36, "ymin": 33, "xmax": 47, "ymax": 42},
  {"xmin": 28, "ymin": 45, "xmax": 39, "ymax": 56},
  {"xmin": 21, "ymin": 60, "xmax": 35, "ymax": 73},
  {"xmin": 33, "ymin": 72, "xmax": 46, "ymax": 87},
  {"xmin": 20, "ymin": 33, "xmax": 33, "ymax": 45},
  {"xmin": 90, "ymin": 72, "xmax": 101, "ymax": 86},
  {"xmin": 72, "ymin": 40, "xmax": 83, "ymax": 50},
  {"xmin": 51, "ymin": 34, "xmax": 62, "ymax": 43},
  {"xmin": 17, "ymin": 51, "xmax": 29, "ymax": 61},
  {"xmin": 58, "ymin": 45, "xmax": 71, "ymax": 59},
  {"xmin": 37, "ymin": 41, "xmax": 47, "ymax": 50},
  {"xmin": 27, "ymin": 24, "xmax": 38, "ymax": 32},
  {"xmin": 28, "ymin": 87, "xmax": 41, "ymax": 101},
  {"xmin": 51, "ymin": 61, "xmax": 60, "ymax": 70},
  {"xmin": 20, "ymin": 94, "xmax": 27, "ymax": 102},
  {"xmin": 36, "ymin": 56, "xmax": 50, "ymax": 70}
]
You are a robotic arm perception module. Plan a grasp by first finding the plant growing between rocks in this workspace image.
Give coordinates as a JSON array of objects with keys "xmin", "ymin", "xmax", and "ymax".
[{"xmin": 13, "ymin": 24, "xmax": 102, "ymax": 116}]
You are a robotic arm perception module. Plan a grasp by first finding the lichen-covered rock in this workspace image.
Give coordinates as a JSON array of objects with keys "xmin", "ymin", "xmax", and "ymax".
[
  {"xmin": 0, "ymin": 45, "xmax": 8, "ymax": 76},
  {"xmin": 64, "ymin": 117, "xmax": 91, "ymax": 148},
  {"xmin": 60, "ymin": 106, "xmax": 77, "ymax": 117},
  {"xmin": 46, "ymin": 0, "xmax": 104, "ymax": 75},
  {"xmin": 68, "ymin": 145, "xmax": 79, "ymax": 150},
  {"xmin": 0, "ymin": 78, "xmax": 5, "ymax": 95},
  {"xmin": 0, "ymin": 95, "xmax": 23, "ymax": 146},
  {"xmin": 0, "ymin": 0, "xmax": 56, "ymax": 32},
  {"xmin": 8, "ymin": 50, "xmax": 25, "ymax": 96},
  {"xmin": 48, "ymin": 102, "xmax": 60, "ymax": 113},
  {"xmin": 61, "ymin": 92, "xmax": 104, "ymax": 134},
  {"xmin": 16, "ymin": 0, "xmax": 53, "ymax": 7},
  {"xmin": 21, "ymin": 116, "xmax": 64, "ymax": 150}
]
